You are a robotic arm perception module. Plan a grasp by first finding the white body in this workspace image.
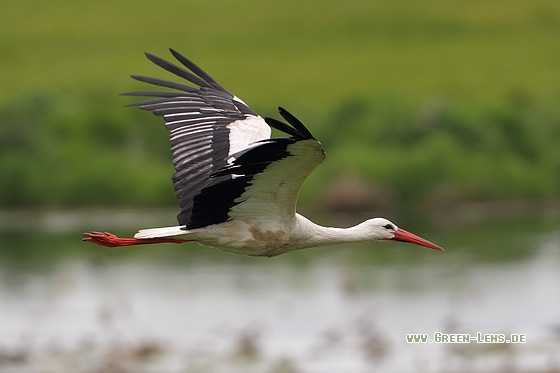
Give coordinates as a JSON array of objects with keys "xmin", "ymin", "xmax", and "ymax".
[{"xmin": 135, "ymin": 216, "xmax": 397, "ymax": 257}]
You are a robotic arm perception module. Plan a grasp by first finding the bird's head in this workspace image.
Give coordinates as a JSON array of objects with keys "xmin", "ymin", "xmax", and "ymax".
[{"xmin": 364, "ymin": 218, "xmax": 444, "ymax": 251}]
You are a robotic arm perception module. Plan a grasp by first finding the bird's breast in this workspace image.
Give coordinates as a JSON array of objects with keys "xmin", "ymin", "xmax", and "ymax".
[{"xmin": 196, "ymin": 219, "xmax": 299, "ymax": 256}]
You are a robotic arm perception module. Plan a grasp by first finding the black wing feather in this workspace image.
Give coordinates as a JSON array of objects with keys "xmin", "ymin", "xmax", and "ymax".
[
  {"xmin": 265, "ymin": 117, "xmax": 304, "ymax": 140},
  {"xmin": 144, "ymin": 52, "xmax": 209, "ymax": 88},
  {"xmin": 169, "ymin": 48, "xmax": 220, "ymax": 87},
  {"xmin": 130, "ymin": 75, "xmax": 199, "ymax": 93},
  {"xmin": 278, "ymin": 107, "xmax": 315, "ymax": 140}
]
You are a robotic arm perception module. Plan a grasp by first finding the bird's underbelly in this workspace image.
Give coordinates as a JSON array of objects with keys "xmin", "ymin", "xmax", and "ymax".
[{"xmin": 193, "ymin": 220, "xmax": 302, "ymax": 257}]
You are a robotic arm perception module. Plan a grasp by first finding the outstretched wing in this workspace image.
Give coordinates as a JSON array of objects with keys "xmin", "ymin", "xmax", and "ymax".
[{"xmin": 125, "ymin": 49, "xmax": 325, "ymax": 229}]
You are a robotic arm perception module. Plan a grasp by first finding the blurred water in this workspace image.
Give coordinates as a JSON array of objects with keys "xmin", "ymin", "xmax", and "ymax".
[{"xmin": 0, "ymin": 217, "xmax": 559, "ymax": 373}]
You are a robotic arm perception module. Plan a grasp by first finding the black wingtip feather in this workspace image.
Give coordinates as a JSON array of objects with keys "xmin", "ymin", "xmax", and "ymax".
[
  {"xmin": 120, "ymin": 90, "xmax": 186, "ymax": 98},
  {"xmin": 130, "ymin": 75, "xmax": 199, "ymax": 93},
  {"xmin": 265, "ymin": 117, "xmax": 303, "ymax": 139},
  {"xmin": 278, "ymin": 107, "xmax": 314, "ymax": 140},
  {"xmin": 169, "ymin": 48, "xmax": 219, "ymax": 87},
  {"xmin": 264, "ymin": 108, "xmax": 315, "ymax": 140},
  {"xmin": 144, "ymin": 52, "xmax": 208, "ymax": 88}
]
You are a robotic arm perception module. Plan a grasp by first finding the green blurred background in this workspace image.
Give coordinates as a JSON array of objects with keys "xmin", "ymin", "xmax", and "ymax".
[
  {"xmin": 2, "ymin": 0, "xmax": 559, "ymax": 220},
  {"xmin": 1, "ymin": 2, "xmax": 560, "ymax": 372}
]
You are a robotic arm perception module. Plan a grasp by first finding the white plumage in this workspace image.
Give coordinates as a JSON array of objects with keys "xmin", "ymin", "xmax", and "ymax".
[{"xmin": 84, "ymin": 49, "xmax": 443, "ymax": 256}]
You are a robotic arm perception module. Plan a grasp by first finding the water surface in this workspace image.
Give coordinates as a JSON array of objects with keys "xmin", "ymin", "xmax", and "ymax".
[{"xmin": 0, "ymin": 213, "xmax": 559, "ymax": 372}]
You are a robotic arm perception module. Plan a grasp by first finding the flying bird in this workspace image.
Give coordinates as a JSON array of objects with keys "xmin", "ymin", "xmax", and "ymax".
[{"xmin": 83, "ymin": 49, "xmax": 443, "ymax": 257}]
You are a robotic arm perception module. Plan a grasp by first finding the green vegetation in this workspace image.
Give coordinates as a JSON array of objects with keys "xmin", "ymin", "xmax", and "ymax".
[
  {"xmin": 307, "ymin": 96, "xmax": 560, "ymax": 203},
  {"xmin": 1, "ymin": 0, "xmax": 559, "ymax": 211}
]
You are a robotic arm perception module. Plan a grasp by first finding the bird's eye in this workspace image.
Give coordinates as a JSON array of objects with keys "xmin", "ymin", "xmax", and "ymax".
[{"xmin": 383, "ymin": 223, "xmax": 395, "ymax": 230}]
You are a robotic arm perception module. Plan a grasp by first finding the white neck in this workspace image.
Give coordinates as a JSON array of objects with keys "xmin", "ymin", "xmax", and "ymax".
[{"xmin": 294, "ymin": 214, "xmax": 381, "ymax": 247}]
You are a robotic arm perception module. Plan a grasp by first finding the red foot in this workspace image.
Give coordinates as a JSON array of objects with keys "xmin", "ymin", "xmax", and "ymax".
[{"xmin": 83, "ymin": 231, "xmax": 191, "ymax": 247}]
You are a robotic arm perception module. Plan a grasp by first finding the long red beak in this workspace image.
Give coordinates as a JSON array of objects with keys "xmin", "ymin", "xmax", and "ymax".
[{"xmin": 392, "ymin": 228, "xmax": 444, "ymax": 251}]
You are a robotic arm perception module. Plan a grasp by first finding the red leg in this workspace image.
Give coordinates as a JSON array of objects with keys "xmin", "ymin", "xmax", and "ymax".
[{"xmin": 83, "ymin": 231, "xmax": 192, "ymax": 247}]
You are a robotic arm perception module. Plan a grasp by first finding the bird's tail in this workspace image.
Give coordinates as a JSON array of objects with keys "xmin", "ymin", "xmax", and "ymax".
[{"xmin": 134, "ymin": 225, "xmax": 188, "ymax": 239}]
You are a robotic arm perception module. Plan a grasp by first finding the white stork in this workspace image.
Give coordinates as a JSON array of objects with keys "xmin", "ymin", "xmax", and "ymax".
[{"xmin": 83, "ymin": 49, "xmax": 443, "ymax": 257}]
